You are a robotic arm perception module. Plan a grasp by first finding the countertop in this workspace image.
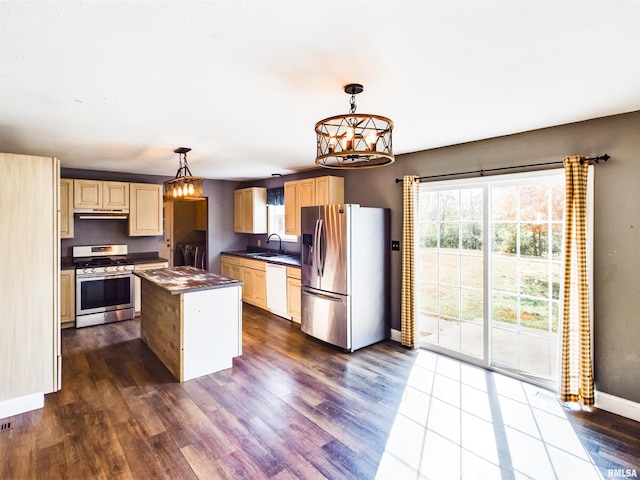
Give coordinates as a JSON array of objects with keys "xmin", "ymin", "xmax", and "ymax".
[
  {"xmin": 222, "ymin": 250, "xmax": 301, "ymax": 267},
  {"xmin": 134, "ymin": 266, "xmax": 243, "ymax": 295}
]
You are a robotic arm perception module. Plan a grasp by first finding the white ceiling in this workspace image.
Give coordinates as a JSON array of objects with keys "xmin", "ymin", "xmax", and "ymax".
[{"xmin": 1, "ymin": 1, "xmax": 639, "ymax": 181}]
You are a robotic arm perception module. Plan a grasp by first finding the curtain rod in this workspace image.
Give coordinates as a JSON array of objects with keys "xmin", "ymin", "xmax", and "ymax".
[{"xmin": 394, "ymin": 154, "xmax": 610, "ymax": 183}]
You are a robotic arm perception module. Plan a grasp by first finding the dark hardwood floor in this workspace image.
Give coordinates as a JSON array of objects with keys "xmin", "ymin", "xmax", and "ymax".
[{"xmin": 1, "ymin": 305, "xmax": 639, "ymax": 479}]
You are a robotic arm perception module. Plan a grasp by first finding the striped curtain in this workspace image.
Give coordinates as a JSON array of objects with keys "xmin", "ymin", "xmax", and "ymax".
[
  {"xmin": 401, "ymin": 175, "xmax": 420, "ymax": 348},
  {"xmin": 560, "ymin": 156, "xmax": 594, "ymax": 405}
]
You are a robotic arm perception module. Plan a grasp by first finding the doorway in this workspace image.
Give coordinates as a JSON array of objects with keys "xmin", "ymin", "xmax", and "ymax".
[{"xmin": 417, "ymin": 170, "xmax": 565, "ymax": 384}]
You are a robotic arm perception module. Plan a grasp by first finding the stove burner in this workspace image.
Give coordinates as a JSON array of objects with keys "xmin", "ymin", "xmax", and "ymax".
[{"xmin": 73, "ymin": 257, "xmax": 133, "ymax": 268}]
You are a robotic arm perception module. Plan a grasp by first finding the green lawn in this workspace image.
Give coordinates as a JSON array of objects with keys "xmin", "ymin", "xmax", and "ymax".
[{"xmin": 419, "ymin": 248, "xmax": 560, "ymax": 331}]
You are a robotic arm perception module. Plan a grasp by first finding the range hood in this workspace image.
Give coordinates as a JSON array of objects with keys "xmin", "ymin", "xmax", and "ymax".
[{"xmin": 74, "ymin": 208, "xmax": 129, "ymax": 220}]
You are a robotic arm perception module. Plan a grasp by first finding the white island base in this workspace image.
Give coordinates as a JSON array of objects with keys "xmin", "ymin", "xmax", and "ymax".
[{"xmin": 137, "ymin": 267, "xmax": 243, "ymax": 383}]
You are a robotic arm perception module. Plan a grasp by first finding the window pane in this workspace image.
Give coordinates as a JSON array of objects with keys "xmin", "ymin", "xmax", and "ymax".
[
  {"xmin": 492, "ymin": 293, "xmax": 517, "ymax": 330},
  {"xmin": 461, "ymin": 188, "xmax": 483, "ymax": 221},
  {"xmin": 461, "ymin": 222, "xmax": 482, "ymax": 251},
  {"xmin": 439, "ymin": 285, "xmax": 460, "ymax": 319},
  {"xmin": 551, "ymin": 224, "xmax": 563, "ymax": 259},
  {"xmin": 491, "ymin": 256, "xmax": 517, "ymax": 293},
  {"xmin": 438, "ymin": 253, "xmax": 460, "ymax": 286},
  {"xmin": 420, "ymin": 222, "xmax": 438, "ymax": 248},
  {"xmin": 520, "ymin": 185, "xmax": 549, "ymax": 222},
  {"xmin": 440, "ymin": 223, "xmax": 459, "ymax": 249},
  {"xmin": 492, "ymin": 223, "xmax": 516, "ymax": 254},
  {"xmin": 551, "ymin": 183, "xmax": 565, "ymax": 221},
  {"xmin": 519, "ymin": 258, "xmax": 549, "ymax": 297},
  {"xmin": 461, "ymin": 288, "xmax": 482, "ymax": 321},
  {"xmin": 420, "ymin": 250, "xmax": 438, "ymax": 283},
  {"xmin": 551, "ymin": 262, "xmax": 561, "ymax": 300},
  {"xmin": 519, "ymin": 223, "xmax": 548, "ymax": 257},
  {"xmin": 461, "ymin": 255, "xmax": 482, "ymax": 289},
  {"xmin": 420, "ymin": 191, "xmax": 438, "ymax": 221},
  {"xmin": 492, "ymin": 328, "xmax": 518, "ymax": 368},
  {"xmin": 439, "ymin": 191, "xmax": 460, "ymax": 221},
  {"xmin": 420, "ymin": 283, "xmax": 439, "ymax": 316},
  {"xmin": 491, "ymin": 186, "xmax": 517, "ymax": 221},
  {"xmin": 521, "ymin": 298, "xmax": 550, "ymax": 331}
]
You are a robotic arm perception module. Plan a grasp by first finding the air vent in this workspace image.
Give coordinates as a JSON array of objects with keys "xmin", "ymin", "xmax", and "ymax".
[
  {"xmin": 1, "ymin": 421, "xmax": 14, "ymax": 432},
  {"xmin": 535, "ymin": 390, "xmax": 569, "ymax": 409}
]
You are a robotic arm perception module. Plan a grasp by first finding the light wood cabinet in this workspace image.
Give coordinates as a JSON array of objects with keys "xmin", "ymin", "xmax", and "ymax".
[
  {"xmin": 221, "ymin": 255, "xmax": 267, "ymax": 308},
  {"xmin": 283, "ymin": 181, "xmax": 299, "ymax": 236},
  {"xmin": 315, "ymin": 176, "xmax": 344, "ymax": 206},
  {"xmin": 1, "ymin": 153, "xmax": 61, "ymax": 410},
  {"xmin": 284, "ymin": 176, "xmax": 344, "ymax": 235},
  {"xmin": 60, "ymin": 269, "xmax": 75, "ymax": 327},
  {"xmin": 60, "ymin": 178, "xmax": 74, "ymax": 238},
  {"xmin": 134, "ymin": 261, "xmax": 169, "ymax": 315},
  {"xmin": 73, "ymin": 179, "xmax": 129, "ymax": 210},
  {"xmin": 129, "ymin": 183, "xmax": 163, "ymax": 236},
  {"xmin": 286, "ymin": 266, "xmax": 301, "ymax": 324},
  {"xmin": 195, "ymin": 199, "xmax": 207, "ymax": 231},
  {"xmin": 234, "ymin": 187, "xmax": 267, "ymax": 233}
]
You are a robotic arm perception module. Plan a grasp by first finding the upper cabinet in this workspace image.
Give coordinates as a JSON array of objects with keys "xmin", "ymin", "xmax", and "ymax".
[
  {"xmin": 284, "ymin": 176, "xmax": 344, "ymax": 235},
  {"xmin": 129, "ymin": 183, "xmax": 163, "ymax": 236},
  {"xmin": 234, "ymin": 187, "xmax": 267, "ymax": 234},
  {"xmin": 60, "ymin": 178, "xmax": 74, "ymax": 238},
  {"xmin": 195, "ymin": 199, "xmax": 207, "ymax": 231},
  {"xmin": 73, "ymin": 179, "xmax": 129, "ymax": 210}
]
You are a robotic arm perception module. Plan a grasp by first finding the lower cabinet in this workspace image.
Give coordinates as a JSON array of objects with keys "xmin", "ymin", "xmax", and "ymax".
[
  {"xmin": 286, "ymin": 266, "xmax": 301, "ymax": 324},
  {"xmin": 221, "ymin": 255, "xmax": 267, "ymax": 309},
  {"xmin": 134, "ymin": 262, "xmax": 169, "ymax": 315},
  {"xmin": 60, "ymin": 269, "xmax": 75, "ymax": 328}
]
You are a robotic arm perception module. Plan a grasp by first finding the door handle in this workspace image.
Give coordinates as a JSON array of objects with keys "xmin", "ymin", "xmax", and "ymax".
[{"xmin": 303, "ymin": 289, "xmax": 343, "ymax": 303}]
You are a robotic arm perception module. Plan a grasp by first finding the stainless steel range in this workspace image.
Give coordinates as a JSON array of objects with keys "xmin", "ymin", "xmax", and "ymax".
[{"xmin": 73, "ymin": 244, "xmax": 135, "ymax": 328}]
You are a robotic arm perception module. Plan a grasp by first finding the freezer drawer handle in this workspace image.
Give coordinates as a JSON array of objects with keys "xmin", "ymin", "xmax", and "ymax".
[{"xmin": 304, "ymin": 290, "xmax": 343, "ymax": 303}]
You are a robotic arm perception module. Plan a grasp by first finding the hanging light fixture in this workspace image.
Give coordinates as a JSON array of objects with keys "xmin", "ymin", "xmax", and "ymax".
[
  {"xmin": 163, "ymin": 147, "xmax": 205, "ymax": 201},
  {"xmin": 315, "ymin": 83, "xmax": 394, "ymax": 169}
]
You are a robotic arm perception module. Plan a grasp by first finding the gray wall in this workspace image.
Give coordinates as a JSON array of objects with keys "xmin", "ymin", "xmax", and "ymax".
[{"xmin": 337, "ymin": 110, "xmax": 640, "ymax": 403}]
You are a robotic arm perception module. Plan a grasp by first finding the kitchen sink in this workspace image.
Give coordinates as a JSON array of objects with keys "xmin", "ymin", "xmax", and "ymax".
[{"xmin": 246, "ymin": 252, "xmax": 298, "ymax": 262}]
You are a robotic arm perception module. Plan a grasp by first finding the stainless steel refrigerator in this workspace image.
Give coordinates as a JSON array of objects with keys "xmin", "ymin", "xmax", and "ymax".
[{"xmin": 301, "ymin": 204, "xmax": 390, "ymax": 351}]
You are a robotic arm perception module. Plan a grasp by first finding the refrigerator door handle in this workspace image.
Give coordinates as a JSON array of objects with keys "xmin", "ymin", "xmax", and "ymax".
[
  {"xmin": 303, "ymin": 288, "xmax": 343, "ymax": 303},
  {"xmin": 313, "ymin": 218, "xmax": 324, "ymax": 277},
  {"xmin": 317, "ymin": 218, "xmax": 325, "ymax": 277}
]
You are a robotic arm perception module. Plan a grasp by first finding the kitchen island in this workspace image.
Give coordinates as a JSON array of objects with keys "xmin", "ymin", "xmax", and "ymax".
[{"xmin": 134, "ymin": 266, "xmax": 243, "ymax": 382}]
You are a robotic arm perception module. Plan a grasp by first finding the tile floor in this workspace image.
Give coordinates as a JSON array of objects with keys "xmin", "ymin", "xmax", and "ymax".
[{"xmin": 374, "ymin": 349, "xmax": 604, "ymax": 480}]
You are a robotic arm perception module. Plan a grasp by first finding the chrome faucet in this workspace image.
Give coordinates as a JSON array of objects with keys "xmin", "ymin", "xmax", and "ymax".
[{"xmin": 267, "ymin": 233, "xmax": 284, "ymax": 254}]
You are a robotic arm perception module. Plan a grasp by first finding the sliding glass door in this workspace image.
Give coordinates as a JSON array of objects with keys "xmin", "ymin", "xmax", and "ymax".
[{"xmin": 417, "ymin": 170, "xmax": 564, "ymax": 383}]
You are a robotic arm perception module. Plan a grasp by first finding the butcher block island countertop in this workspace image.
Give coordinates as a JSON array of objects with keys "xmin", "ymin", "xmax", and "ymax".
[{"xmin": 135, "ymin": 266, "xmax": 243, "ymax": 382}]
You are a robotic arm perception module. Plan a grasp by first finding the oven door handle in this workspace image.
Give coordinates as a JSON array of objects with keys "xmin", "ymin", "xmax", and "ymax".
[{"xmin": 76, "ymin": 272, "xmax": 134, "ymax": 280}]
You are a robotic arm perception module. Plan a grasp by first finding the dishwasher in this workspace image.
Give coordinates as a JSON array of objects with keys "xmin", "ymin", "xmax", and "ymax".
[{"xmin": 265, "ymin": 263, "xmax": 290, "ymax": 319}]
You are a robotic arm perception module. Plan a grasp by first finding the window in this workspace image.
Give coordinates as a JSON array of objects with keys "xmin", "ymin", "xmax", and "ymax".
[
  {"xmin": 267, "ymin": 205, "xmax": 297, "ymax": 243},
  {"xmin": 417, "ymin": 169, "xmax": 573, "ymax": 385}
]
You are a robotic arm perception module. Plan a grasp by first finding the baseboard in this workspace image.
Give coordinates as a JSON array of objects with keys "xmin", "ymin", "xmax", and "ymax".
[
  {"xmin": 596, "ymin": 391, "xmax": 640, "ymax": 423},
  {"xmin": 390, "ymin": 328, "xmax": 401, "ymax": 343},
  {"xmin": 0, "ymin": 393, "xmax": 44, "ymax": 420}
]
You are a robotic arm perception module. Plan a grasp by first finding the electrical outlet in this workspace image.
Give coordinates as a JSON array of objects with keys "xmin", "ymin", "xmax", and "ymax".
[{"xmin": 391, "ymin": 240, "xmax": 400, "ymax": 251}]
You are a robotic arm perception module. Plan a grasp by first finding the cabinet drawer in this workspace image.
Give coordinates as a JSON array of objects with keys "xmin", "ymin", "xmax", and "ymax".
[
  {"xmin": 241, "ymin": 258, "xmax": 266, "ymax": 271},
  {"xmin": 221, "ymin": 255, "xmax": 242, "ymax": 266},
  {"xmin": 287, "ymin": 266, "xmax": 301, "ymax": 279}
]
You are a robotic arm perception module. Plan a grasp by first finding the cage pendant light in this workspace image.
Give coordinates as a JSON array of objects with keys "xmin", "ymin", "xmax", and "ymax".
[
  {"xmin": 163, "ymin": 147, "xmax": 205, "ymax": 201},
  {"xmin": 315, "ymin": 84, "xmax": 394, "ymax": 169}
]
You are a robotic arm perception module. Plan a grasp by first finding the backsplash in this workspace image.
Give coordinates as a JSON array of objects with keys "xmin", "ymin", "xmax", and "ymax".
[{"xmin": 60, "ymin": 218, "xmax": 161, "ymax": 257}]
